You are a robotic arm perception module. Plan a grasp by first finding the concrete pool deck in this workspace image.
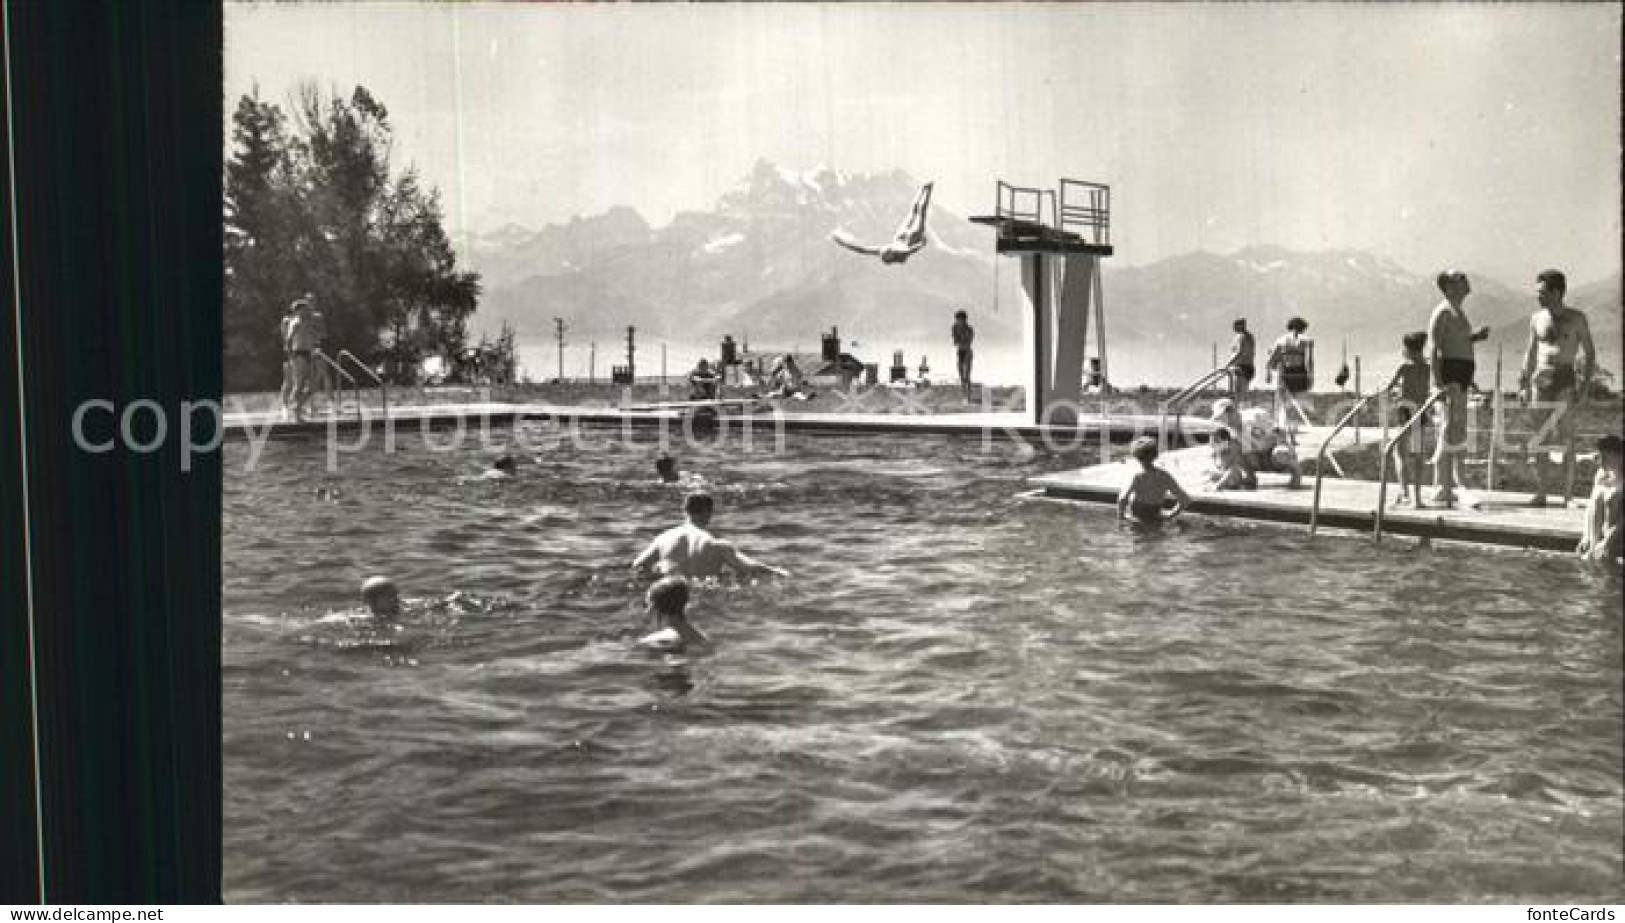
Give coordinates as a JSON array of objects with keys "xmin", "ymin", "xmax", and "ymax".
[
  {"xmin": 1027, "ymin": 425, "xmax": 1588, "ymax": 551},
  {"xmin": 222, "ymin": 401, "xmax": 1202, "ymax": 445}
]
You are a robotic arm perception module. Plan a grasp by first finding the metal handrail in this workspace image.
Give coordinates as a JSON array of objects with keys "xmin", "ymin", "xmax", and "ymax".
[
  {"xmin": 1374, "ymin": 388, "xmax": 1449, "ymax": 543},
  {"xmin": 312, "ymin": 349, "xmax": 359, "ymax": 419},
  {"xmin": 1158, "ymin": 366, "xmax": 1232, "ymax": 452},
  {"xmin": 337, "ymin": 350, "xmax": 389, "ymax": 420},
  {"xmin": 1309, "ymin": 391, "xmax": 1380, "ymax": 535}
]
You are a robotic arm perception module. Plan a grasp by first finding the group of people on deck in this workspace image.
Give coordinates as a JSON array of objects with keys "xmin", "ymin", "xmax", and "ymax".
[{"xmin": 1202, "ymin": 267, "xmax": 1619, "ymax": 563}]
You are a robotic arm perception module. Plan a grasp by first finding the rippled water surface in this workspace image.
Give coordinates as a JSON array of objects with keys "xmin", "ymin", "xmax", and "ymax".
[{"xmin": 224, "ymin": 424, "xmax": 1623, "ymax": 902}]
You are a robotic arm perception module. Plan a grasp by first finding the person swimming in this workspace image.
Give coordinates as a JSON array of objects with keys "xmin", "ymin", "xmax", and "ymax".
[
  {"xmin": 655, "ymin": 452, "xmax": 680, "ymax": 483},
  {"xmin": 481, "ymin": 454, "xmax": 518, "ymax": 479},
  {"xmin": 360, "ymin": 576, "xmax": 403, "ymax": 622},
  {"xmin": 632, "ymin": 492, "xmax": 789, "ymax": 578},
  {"xmin": 637, "ymin": 576, "xmax": 710, "ymax": 652}
]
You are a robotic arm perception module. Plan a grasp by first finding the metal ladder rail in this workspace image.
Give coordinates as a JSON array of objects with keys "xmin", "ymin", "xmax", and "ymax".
[
  {"xmin": 1373, "ymin": 388, "xmax": 1449, "ymax": 543},
  {"xmin": 336, "ymin": 350, "xmax": 389, "ymax": 420},
  {"xmin": 311, "ymin": 350, "xmax": 360, "ymax": 419},
  {"xmin": 1157, "ymin": 366, "xmax": 1232, "ymax": 453},
  {"xmin": 1308, "ymin": 391, "xmax": 1381, "ymax": 535}
]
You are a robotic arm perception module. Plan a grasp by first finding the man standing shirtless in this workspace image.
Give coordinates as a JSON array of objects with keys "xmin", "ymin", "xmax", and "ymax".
[
  {"xmin": 633, "ymin": 493, "xmax": 789, "ymax": 579},
  {"xmin": 1425, "ymin": 270, "xmax": 1489, "ymax": 504},
  {"xmin": 1519, "ymin": 269, "xmax": 1596, "ymax": 506}
]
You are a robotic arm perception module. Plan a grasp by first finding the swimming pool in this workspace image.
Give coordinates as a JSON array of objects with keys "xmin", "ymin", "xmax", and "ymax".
[{"xmin": 223, "ymin": 424, "xmax": 1623, "ymax": 902}]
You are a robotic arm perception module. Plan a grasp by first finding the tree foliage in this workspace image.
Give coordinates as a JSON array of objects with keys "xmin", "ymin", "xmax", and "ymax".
[{"xmin": 224, "ymin": 84, "xmax": 483, "ymax": 389}]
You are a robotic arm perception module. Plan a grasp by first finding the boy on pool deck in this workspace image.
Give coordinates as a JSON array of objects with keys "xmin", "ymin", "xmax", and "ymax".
[
  {"xmin": 1382, "ymin": 331, "xmax": 1434, "ymax": 508},
  {"xmin": 1118, "ymin": 436, "xmax": 1190, "ymax": 523},
  {"xmin": 361, "ymin": 576, "xmax": 403, "ymax": 622},
  {"xmin": 637, "ymin": 576, "xmax": 710, "ymax": 652}
]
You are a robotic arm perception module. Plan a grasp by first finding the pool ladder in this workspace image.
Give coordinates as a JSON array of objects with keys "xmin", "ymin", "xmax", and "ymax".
[
  {"xmin": 1372, "ymin": 389, "xmax": 1448, "ymax": 544},
  {"xmin": 1157, "ymin": 366, "xmax": 1231, "ymax": 453},
  {"xmin": 311, "ymin": 349, "xmax": 390, "ymax": 421}
]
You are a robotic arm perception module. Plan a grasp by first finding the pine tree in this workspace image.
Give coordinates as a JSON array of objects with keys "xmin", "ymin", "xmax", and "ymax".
[{"xmin": 223, "ymin": 83, "xmax": 482, "ymax": 389}]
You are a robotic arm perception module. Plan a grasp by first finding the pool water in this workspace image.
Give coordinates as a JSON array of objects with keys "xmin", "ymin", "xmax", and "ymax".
[{"xmin": 223, "ymin": 424, "xmax": 1623, "ymax": 902}]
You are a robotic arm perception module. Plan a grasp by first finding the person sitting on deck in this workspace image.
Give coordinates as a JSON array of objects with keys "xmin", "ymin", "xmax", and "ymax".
[
  {"xmin": 1205, "ymin": 427, "xmax": 1248, "ymax": 491},
  {"xmin": 688, "ymin": 359, "xmax": 720, "ymax": 401},
  {"xmin": 637, "ymin": 576, "xmax": 710, "ymax": 653},
  {"xmin": 766, "ymin": 354, "xmax": 811, "ymax": 400},
  {"xmin": 632, "ymin": 493, "xmax": 790, "ymax": 579},
  {"xmin": 1118, "ymin": 436, "xmax": 1190, "ymax": 524},
  {"xmin": 1577, "ymin": 434, "xmax": 1623, "ymax": 566},
  {"xmin": 830, "ymin": 182, "xmax": 934, "ymax": 265},
  {"xmin": 1210, "ymin": 398, "xmax": 1302, "ymax": 488}
]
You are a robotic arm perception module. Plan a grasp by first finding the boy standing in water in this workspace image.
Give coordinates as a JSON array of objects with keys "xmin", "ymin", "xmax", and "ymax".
[
  {"xmin": 1382, "ymin": 331, "xmax": 1433, "ymax": 508},
  {"xmin": 1118, "ymin": 436, "xmax": 1190, "ymax": 523},
  {"xmin": 638, "ymin": 576, "xmax": 710, "ymax": 652}
]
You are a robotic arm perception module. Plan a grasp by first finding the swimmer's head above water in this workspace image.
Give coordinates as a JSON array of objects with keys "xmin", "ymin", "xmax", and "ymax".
[
  {"xmin": 684, "ymin": 492, "xmax": 714, "ymax": 527},
  {"xmin": 361, "ymin": 576, "xmax": 402, "ymax": 619},
  {"xmin": 656, "ymin": 453, "xmax": 679, "ymax": 483},
  {"xmin": 646, "ymin": 575, "xmax": 690, "ymax": 620}
]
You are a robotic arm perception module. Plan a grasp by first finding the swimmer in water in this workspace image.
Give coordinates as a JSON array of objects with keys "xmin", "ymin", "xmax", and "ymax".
[
  {"xmin": 482, "ymin": 454, "xmax": 518, "ymax": 479},
  {"xmin": 655, "ymin": 452, "xmax": 680, "ymax": 483},
  {"xmin": 632, "ymin": 493, "xmax": 790, "ymax": 578},
  {"xmin": 1118, "ymin": 436, "xmax": 1190, "ymax": 524},
  {"xmin": 360, "ymin": 576, "xmax": 403, "ymax": 622},
  {"xmin": 637, "ymin": 576, "xmax": 709, "ymax": 652}
]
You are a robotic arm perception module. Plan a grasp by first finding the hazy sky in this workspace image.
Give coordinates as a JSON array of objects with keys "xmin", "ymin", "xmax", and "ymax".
[{"xmin": 225, "ymin": 2, "xmax": 1621, "ymax": 282}]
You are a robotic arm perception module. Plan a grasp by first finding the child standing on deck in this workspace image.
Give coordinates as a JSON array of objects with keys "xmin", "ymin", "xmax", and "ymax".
[
  {"xmin": 1382, "ymin": 331, "xmax": 1434, "ymax": 508},
  {"xmin": 1119, "ymin": 436, "xmax": 1191, "ymax": 524}
]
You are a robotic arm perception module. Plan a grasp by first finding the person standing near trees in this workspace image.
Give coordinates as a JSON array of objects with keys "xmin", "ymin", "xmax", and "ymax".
[
  {"xmin": 278, "ymin": 298, "xmax": 302, "ymax": 420},
  {"xmin": 285, "ymin": 299, "xmax": 318, "ymax": 422}
]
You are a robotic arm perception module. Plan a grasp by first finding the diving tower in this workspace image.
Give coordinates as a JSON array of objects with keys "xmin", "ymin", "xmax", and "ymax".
[{"xmin": 970, "ymin": 179, "xmax": 1112, "ymax": 425}]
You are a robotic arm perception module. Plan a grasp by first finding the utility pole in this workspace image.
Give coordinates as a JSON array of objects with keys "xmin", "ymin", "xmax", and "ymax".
[
  {"xmin": 554, "ymin": 317, "xmax": 566, "ymax": 383},
  {"xmin": 589, "ymin": 341, "xmax": 596, "ymax": 384},
  {"xmin": 661, "ymin": 343, "xmax": 668, "ymax": 386},
  {"xmin": 626, "ymin": 325, "xmax": 636, "ymax": 381}
]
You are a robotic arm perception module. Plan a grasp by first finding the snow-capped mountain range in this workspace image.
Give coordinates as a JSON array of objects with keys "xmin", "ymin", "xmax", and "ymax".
[{"xmin": 465, "ymin": 160, "xmax": 1620, "ymax": 386}]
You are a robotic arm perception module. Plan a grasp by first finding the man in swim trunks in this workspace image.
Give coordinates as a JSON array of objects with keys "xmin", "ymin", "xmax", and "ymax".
[
  {"xmin": 632, "ymin": 493, "xmax": 790, "ymax": 579},
  {"xmin": 1519, "ymin": 269, "xmax": 1597, "ymax": 507},
  {"xmin": 952, "ymin": 310, "xmax": 975, "ymax": 401},
  {"xmin": 1425, "ymin": 270, "xmax": 1489, "ymax": 504},
  {"xmin": 284, "ymin": 299, "xmax": 319, "ymax": 422},
  {"xmin": 278, "ymin": 300, "xmax": 301, "ymax": 420},
  {"xmin": 1224, "ymin": 318, "xmax": 1256, "ymax": 403}
]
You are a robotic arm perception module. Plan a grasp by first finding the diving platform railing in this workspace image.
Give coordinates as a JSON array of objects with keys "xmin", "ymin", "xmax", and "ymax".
[
  {"xmin": 1308, "ymin": 391, "xmax": 1381, "ymax": 535},
  {"xmin": 1158, "ymin": 366, "xmax": 1231, "ymax": 453},
  {"xmin": 312, "ymin": 350, "xmax": 360, "ymax": 419},
  {"xmin": 1373, "ymin": 389, "xmax": 1449, "ymax": 543},
  {"xmin": 969, "ymin": 178, "xmax": 1114, "ymax": 256},
  {"xmin": 337, "ymin": 350, "xmax": 389, "ymax": 420}
]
